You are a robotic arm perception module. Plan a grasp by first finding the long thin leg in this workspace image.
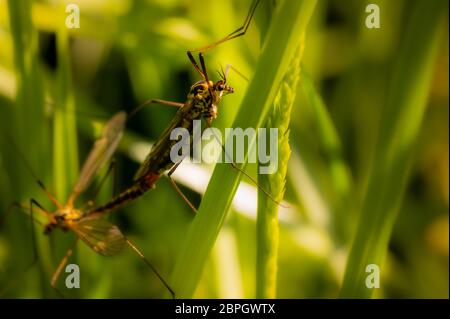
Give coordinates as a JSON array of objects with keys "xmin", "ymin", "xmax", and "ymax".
[
  {"xmin": 125, "ymin": 239, "xmax": 175, "ymax": 298},
  {"xmin": 0, "ymin": 202, "xmax": 19, "ymax": 230},
  {"xmin": 128, "ymin": 99, "xmax": 184, "ymax": 119},
  {"xmin": 28, "ymin": 199, "xmax": 40, "ymax": 267},
  {"xmin": 0, "ymin": 201, "xmax": 41, "ymax": 229},
  {"xmin": 31, "ymin": 198, "xmax": 54, "ymax": 220},
  {"xmin": 203, "ymin": 119, "xmax": 286, "ymax": 207},
  {"xmin": 221, "ymin": 0, "xmax": 260, "ymax": 39},
  {"xmin": 167, "ymin": 162, "xmax": 198, "ymax": 214},
  {"xmin": 36, "ymin": 180, "xmax": 62, "ymax": 209},
  {"xmin": 0, "ymin": 200, "xmax": 45, "ymax": 296},
  {"xmin": 4, "ymin": 135, "xmax": 61, "ymax": 210},
  {"xmin": 50, "ymin": 238, "xmax": 78, "ymax": 298},
  {"xmin": 189, "ymin": 0, "xmax": 260, "ymax": 53}
]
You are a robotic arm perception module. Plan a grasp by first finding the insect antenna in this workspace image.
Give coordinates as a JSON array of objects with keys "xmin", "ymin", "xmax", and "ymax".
[{"xmin": 2, "ymin": 132, "xmax": 62, "ymax": 208}]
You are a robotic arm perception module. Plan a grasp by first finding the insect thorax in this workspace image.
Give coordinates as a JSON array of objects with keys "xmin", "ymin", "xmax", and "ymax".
[
  {"xmin": 44, "ymin": 208, "xmax": 83, "ymax": 234},
  {"xmin": 188, "ymin": 81, "xmax": 218, "ymax": 120},
  {"xmin": 56, "ymin": 207, "xmax": 83, "ymax": 219}
]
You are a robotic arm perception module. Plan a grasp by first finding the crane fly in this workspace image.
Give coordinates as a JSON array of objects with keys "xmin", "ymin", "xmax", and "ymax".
[
  {"xmin": 1, "ymin": 112, "xmax": 174, "ymax": 298},
  {"xmin": 87, "ymin": 0, "xmax": 279, "ymax": 216},
  {"xmin": 89, "ymin": 58, "xmax": 234, "ymax": 215}
]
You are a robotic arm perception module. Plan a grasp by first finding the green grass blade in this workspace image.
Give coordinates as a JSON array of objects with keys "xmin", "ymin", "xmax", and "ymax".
[
  {"xmin": 300, "ymin": 66, "xmax": 354, "ymax": 241},
  {"xmin": 49, "ymin": 4, "xmax": 81, "ymax": 297},
  {"xmin": 339, "ymin": 0, "xmax": 446, "ymax": 298},
  {"xmin": 52, "ymin": 4, "xmax": 78, "ymax": 201},
  {"xmin": 301, "ymin": 67, "xmax": 352, "ymax": 200},
  {"xmin": 256, "ymin": 41, "xmax": 303, "ymax": 299},
  {"xmin": 6, "ymin": 0, "xmax": 50, "ymax": 297},
  {"xmin": 170, "ymin": 0, "xmax": 317, "ymax": 298}
]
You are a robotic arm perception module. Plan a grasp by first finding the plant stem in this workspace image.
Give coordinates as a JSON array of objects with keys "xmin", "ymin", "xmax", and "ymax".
[{"xmin": 256, "ymin": 41, "xmax": 303, "ymax": 299}]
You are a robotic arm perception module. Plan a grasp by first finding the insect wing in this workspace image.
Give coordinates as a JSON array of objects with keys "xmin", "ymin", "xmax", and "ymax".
[
  {"xmin": 72, "ymin": 112, "xmax": 127, "ymax": 198},
  {"xmin": 71, "ymin": 216, "xmax": 127, "ymax": 256}
]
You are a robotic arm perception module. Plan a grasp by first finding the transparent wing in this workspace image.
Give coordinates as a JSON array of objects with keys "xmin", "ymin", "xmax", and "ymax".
[
  {"xmin": 133, "ymin": 111, "xmax": 183, "ymax": 181},
  {"xmin": 71, "ymin": 216, "xmax": 126, "ymax": 256},
  {"xmin": 70, "ymin": 112, "xmax": 127, "ymax": 200}
]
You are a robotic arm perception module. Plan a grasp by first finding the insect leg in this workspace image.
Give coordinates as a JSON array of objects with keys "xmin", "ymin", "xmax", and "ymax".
[
  {"xmin": 128, "ymin": 99, "xmax": 184, "ymax": 119},
  {"xmin": 28, "ymin": 199, "xmax": 41, "ymax": 269},
  {"xmin": 0, "ymin": 199, "xmax": 47, "ymax": 296},
  {"xmin": 189, "ymin": 0, "xmax": 260, "ymax": 53},
  {"xmin": 167, "ymin": 162, "xmax": 198, "ymax": 214},
  {"xmin": 0, "ymin": 201, "xmax": 35, "ymax": 229},
  {"xmin": 36, "ymin": 180, "xmax": 62, "ymax": 209},
  {"xmin": 50, "ymin": 238, "xmax": 78, "ymax": 298},
  {"xmin": 125, "ymin": 239, "xmax": 175, "ymax": 298},
  {"xmin": 203, "ymin": 119, "xmax": 286, "ymax": 207}
]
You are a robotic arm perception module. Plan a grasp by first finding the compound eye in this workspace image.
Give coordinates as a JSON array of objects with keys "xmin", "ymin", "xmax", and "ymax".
[
  {"xmin": 193, "ymin": 84, "xmax": 206, "ymax": 94},
  {"xmin": 215, "ymin": 80, "xmax": 225, "ymax": 91}
]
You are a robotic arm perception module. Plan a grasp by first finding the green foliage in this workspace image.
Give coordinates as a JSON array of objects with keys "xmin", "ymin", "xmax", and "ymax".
[
  {"xmin": 0, "ymin": 0, "xmax": 447, "ymax": 299},
  {"xmin": 340, "ymin": 0, "xmax": 447, "ymax": 298}
]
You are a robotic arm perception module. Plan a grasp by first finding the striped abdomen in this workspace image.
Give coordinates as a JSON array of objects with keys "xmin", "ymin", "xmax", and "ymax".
[{"xmin": 88, "ymin": 173, "xmax": 161, "ymax": 215}]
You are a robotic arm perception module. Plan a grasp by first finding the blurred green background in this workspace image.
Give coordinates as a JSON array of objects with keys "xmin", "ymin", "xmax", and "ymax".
[{"xmin": 0, "ymin": 0, "xmax": 448, "ymax": 298}]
